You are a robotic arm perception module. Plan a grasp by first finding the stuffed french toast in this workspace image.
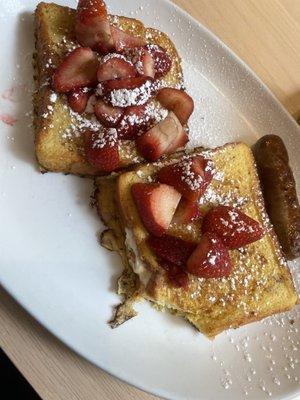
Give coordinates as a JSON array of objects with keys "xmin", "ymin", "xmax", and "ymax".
[
  {"xmin": 96, "ymin": 141, "xmax": 298, "ymax": 338},
  {"xmin": 34, "ymin": 0, "xmax": 193, "ymax": 175}
]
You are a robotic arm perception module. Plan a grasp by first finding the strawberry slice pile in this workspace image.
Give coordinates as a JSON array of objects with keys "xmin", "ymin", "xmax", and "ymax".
[
  {"xmin": 50, "ymin": 0, "xmax": 196, "ymax": 172},
  {"xmin": 130, "ymin": 151, "xmax": 265, "ymax": 284}
]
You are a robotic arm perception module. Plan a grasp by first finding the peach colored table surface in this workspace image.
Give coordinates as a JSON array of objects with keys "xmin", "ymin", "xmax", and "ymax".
[{"xmin": 1, "ymin": 1, "xmax": 300, "ymax": 399}]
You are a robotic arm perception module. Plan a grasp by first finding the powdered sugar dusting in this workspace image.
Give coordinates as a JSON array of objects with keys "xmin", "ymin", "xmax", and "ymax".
[
  {"xmin": 101, "ymin": 52, "xmax": 131, "ymax": 64},
  {"xmin": 180, "ymin": 158, "xmax": 204, "ymax": 191},
  {"xmin": 105, "ymin": 79, "xmax": 154, "ymax": 107},
  {"xmin": 62, "ymin": 107, "xmax": 102, "ymax": 140},
  {"xmin": 92, "ymin": 128, "xmax": 118, "ymax": 149},
  {"xmin": 145, "ymin": 102, "xmax": 168, "ymax": 123},
  {"xmin": 49, "ymin": 92, "xmax": 57, "ymax": 103}
]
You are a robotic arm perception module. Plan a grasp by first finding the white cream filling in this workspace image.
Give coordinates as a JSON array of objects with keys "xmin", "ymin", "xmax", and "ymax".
[{"xmin": 125, "ymin": 228, "xmax": 151, "ymax": 286}]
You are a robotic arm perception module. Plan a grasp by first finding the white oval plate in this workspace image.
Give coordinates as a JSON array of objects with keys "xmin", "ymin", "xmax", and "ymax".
[{"xmin": 0, "ymin": 1, "xmax": 300, "ymax": 399}]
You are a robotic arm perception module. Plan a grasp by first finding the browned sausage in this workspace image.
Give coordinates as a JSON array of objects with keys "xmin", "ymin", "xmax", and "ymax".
[{"xmin": 253, "ymin": 134, "xmax": 300, "ymax": 260}]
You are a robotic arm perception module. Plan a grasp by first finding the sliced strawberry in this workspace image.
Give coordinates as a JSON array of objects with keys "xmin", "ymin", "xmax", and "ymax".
[
  {"xmin": 52, "ymin": 47, "xmax": 99, "ymax": 93},
  {"xmin": 75, "ymin": 0, "xmax": 114, "ymax": 53},
  {"xmin": 147, "ymin": 235, "xmax": 196, "ymax": 266},
  {"xmin": 100, "ymin": 76, "xmax": 156, "ymax": 107},
  {"xmin": 125, "ymin": 47, "xmax": 155, "ymax": 78},
  {"xmin": 186, "ymin": 232, "xmax": 232, "ymax": 278},
  {"xmin": 94, "ymin": 99, "xmax": 124, "ymax": 127},
  {"xmin": 145, "ymin": 44, "xmax": 172, "ymax": 78},
  {"xmin": 136, "ymin": 111, "xmax": 188, "ymax": 161},
  {"xmin": 84, "ymin": 128, "xmax": 120, "ymax": 172},
  {"xmin": 166, "ymin": 125, "xmax": 189, "ymax": 154},
  {"xmin": 67, "ymin": 88, "xmax": 90, "ymax": 113},
  {"xmin": 85, "ymin": 93, "xmax": 97, "ymax": 113},
  {"xmin": 111, "ymin": 26, "xmax": 146, "ymax": 52},
  {"xmin": 172, "ymin": 199, "xmax": 202, "ymax": 225},
  {"xmin": 131, "ymin": 183, "xmax": 181, "ymax": 236},
  {"xmin": 100, "ymin": 76, "xmax": 153, "ymax": 91},
  {"xmin": 157, "ymin": 155, "xmax": 215, "ymax": 201},
  {"xmin": 117, "ymin": 104, "xmax": 155, "ymax": 140},
  {"xmin": 138, "ymin": 49, "xmax": 155, "ymax": 78},
  {"xmin": 157, "ymin": 88, "xmax": 194, "ymax": 125},
  {"xmin": 202, "ymin": 206, "xmax": 264, "ymax": 249},
  {"xmin": 97, "ymin": 55, "xmax": 136, "ymax": 82},
  {"xmin": 162, "ymin": 260, "xmax": 189, "ymax": 289}
]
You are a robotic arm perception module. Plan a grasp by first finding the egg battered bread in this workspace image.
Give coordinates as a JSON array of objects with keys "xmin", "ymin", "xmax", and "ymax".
[
  {"xmin": 96, "ymin": 142, "xmax": 298, "ymax": 338},
  {"xmin": 33, "ymin": 2, "xmax": 183, "ymax": 175}
]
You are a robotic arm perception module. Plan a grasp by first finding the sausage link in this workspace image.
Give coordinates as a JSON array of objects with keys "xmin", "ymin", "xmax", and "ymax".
[{"xmin": 253, "ymin": 135, "xmax": 300, "ymax": 260}]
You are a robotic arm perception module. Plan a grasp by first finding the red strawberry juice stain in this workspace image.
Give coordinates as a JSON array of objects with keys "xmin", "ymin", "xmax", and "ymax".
[
  {"xmin": 0, "ymin": 113, "xmax": 17, "ymax": 126},
  {"xmin": 1, "ymin": 87, "xmax": 16, "ymax": 102}
]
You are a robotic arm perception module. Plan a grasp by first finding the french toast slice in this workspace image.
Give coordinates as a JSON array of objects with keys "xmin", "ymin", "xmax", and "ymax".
[
  {"xmin": 96, "ymin": 142, "xmax": 298, "ymax": 338},
  {"xmin": 33, "ymin": 2, "xmax": 183, "ymax": 175}
]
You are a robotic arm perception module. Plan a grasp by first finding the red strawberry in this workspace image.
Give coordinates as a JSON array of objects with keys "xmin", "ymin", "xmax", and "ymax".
[
  {"xmin": 97, "ymin": 55, "xmax": 136, "ymax": 82},
  {"xmin": 94, "ymin": 99, "xmax": 124, "ymax": 127},
  {"xmin": 145, "ymin": 44, "xmax": 172, "ymax": 78},
  {"xmin": 147, "ymin": 235, "xmax": 196, "ymax": 266},
  {"xmin": 157, "ymin": 155, "xmax": 214, "ymax": 201},
  {"xmin": 52, "ymin": 47, "xmax": 99, "ymax": 93},
  {"xmin": 172, "ymin": 199, "xmax": 202, "ymax": 225},
  {"xmin": 85, "ymin": 93, "xmax": 97, "ymax": 113},
  {"xmin": 117, "ymin": 104, "xmax": 155, "ymax": 140},
  {"xmin": 157, "ymin": 88, "xmax": 194, "ymax": 125},
  {"xmin": 131, "ymin": 183, "xmax": 181, "ymax": 236},
  {"xmin": 136, "ymin": 111, "xmax": 188, "ymax": 161},
  {"xmin": 138, "ymin": 49, "xmax": 155, "ymax": 78},
  {"xmin": 75, "ymin": 0, "xmax": 114, "ymax": 53},
  {"xmin": 100, "ymin": 76, "xmax": 153, "ymax": 91},
  {"xmin": 202, "ymin": 206, "xmax": 264, "ymax": 249},
  {"xmin": 186, "ymin": 232, "xmax": 232, "ymax": 278},
  {"xmin": 125, "ymin": 47, "xmax": 155, "ymax": 78},
  {"xmin": 84, "ymin": 128, "xmax": 120, "ymax": 172},
  {"xmin": 100, "ymin": 76, "xmax": 155, "ymax": 107},
  {"xmin": 162, "ymin": 260, "xmax": 189, "ymax": 289},
  {"xmin": 67, "ymin": 88, "xmax": 90, "ymax": 113},
  {"xmin": 166, "ymin": 125, "xmax": 189, "ymax": 154},
  {"xmin": 111, "ymin": 26, "xmax": 146, "ymax": 52}
]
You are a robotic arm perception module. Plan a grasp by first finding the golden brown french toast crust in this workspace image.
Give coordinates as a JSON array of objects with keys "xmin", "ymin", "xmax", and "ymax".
[
  {"xmin": 96, "ymin": 142, "xmax": 298, "ymax": 337},
  {"xmin": 34, "ymin": 3, "xmax": 184, "ymax": 176}
]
